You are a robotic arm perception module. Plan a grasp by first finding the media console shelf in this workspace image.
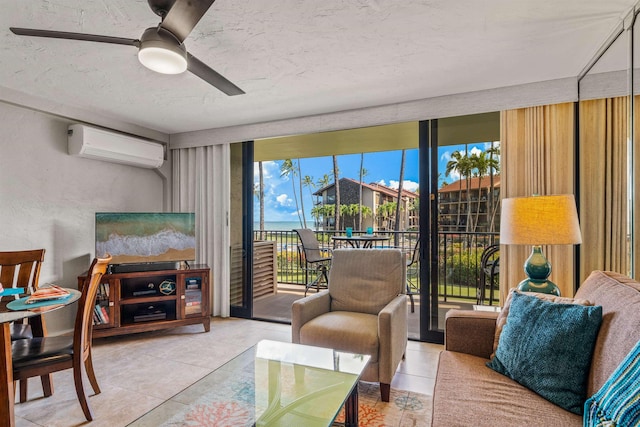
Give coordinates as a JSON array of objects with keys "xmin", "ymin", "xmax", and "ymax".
[{"xmin": 78, "ymin": 264, "xmax": 210, "ymax": 338}]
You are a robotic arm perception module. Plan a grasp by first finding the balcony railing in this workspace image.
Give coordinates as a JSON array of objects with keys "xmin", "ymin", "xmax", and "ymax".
[{"xmin": 253, "ymin": 229, "xmax": 499, "ymax": 303}]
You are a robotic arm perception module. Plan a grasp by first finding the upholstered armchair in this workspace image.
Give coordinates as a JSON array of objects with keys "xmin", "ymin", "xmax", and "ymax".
[{"xmin": 291, "ymin": 248, "xmax": 408, "ymax": 402}]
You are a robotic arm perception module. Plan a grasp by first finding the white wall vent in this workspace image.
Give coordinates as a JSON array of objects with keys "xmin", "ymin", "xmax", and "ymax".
[{"xmin": 68, "ymin": 124, "xmax": 164, "ymax": 169}]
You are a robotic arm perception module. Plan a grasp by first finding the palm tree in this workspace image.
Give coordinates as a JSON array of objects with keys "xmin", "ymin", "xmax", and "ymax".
[
  {"xmin": 310, "ymin": 205, "xmax": 322, "ymax": 231},
  {"xmin": 361, "ymin": 206, "xmax": 373, "ymax": 225},
  {"xmin": 302, "ymin": 175, "xmax": 316, "ymax": 227},
  {"xmin": 359, "ymin": 154, "xmax": 367, "ymax": 230},
  {"xmin": 296, "ymin": 159, "xmax": 307, "ymax": 228},
  {"xmin": 280, "ymin": 159, "xmax": 303, "ymax": 227},
  {"xmin": 470, "ymin": 151, "xmax": 500, "ymax": 232},
  {"xmin": 340, "ymin": 204, "xmax": 353, "ymax": 228},
  {"xmin": 377, "ymin": 201, "xmax": 397, "ymax": 230},
  {"xmin": 332, "ymin": 156, "xmax": 341, "ymax": 231},
  {"xmin": 445, "ymin": 151, "xmax": 472, "ymax": 231},
  {"xmin": 258, "ymin": 161, "xmax": 265, "ymax": 239},
  {"xmin": 394, "ymin": 150, "xmax": 406, "ymax": 246},
  {"xmin": 314, "ymin": 175, "xmax": 331, "ymax": 229},
  {"xmin": 486, "ymin": 142, "xmax": 501, "ymax": 234},
  {"xmin": 317, "ymin": 174, "xmax": 330, "ymax": 189}
]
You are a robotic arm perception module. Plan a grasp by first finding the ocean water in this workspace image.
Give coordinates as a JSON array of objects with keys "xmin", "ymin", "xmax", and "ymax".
[
  {"xmin": 96, "ymin": 230, "xmax": 196, "ymax": 257},
  {"xmin": 96, "ymin": 213, "xmax": 196, "ymax": 258},
  {"xmin": 253, "ymin": 221, "xmax": 312, "ymax": 231}
]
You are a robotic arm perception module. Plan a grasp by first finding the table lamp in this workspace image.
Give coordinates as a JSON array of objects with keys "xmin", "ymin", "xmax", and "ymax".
[{"xmin": 500, "ymin": 194, "xmax": 582, "ymax": 295}]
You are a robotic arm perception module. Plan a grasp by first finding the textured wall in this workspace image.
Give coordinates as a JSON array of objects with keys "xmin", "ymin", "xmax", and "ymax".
[{"xmin": 0, "ymin": 102, "xmax": 164, "ymax": 333}]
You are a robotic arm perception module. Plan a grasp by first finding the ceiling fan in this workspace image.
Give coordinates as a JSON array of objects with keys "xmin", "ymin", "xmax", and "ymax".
[{"xmin": 10, "ymin": 0, "xmax": 244, "ymax": 96}]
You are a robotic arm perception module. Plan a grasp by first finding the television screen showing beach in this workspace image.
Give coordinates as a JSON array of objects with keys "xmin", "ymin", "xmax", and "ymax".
[{"xmin": 96, "ymin": 213, "xmax": 196, "ymax": 265}]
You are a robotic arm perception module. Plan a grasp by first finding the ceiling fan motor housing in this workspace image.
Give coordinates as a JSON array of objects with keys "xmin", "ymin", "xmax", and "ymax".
[{"xmin": 138, "ymin": 26, "xmax": 187, "ymax": 74}]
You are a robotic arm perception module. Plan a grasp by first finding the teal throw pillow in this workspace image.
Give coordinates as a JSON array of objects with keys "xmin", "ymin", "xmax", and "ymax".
[
  {"xmin": 486, "ymin": 292, "xmax": 602, "ymax": 415},
  {"xmin": 584, "ymin": 339, "xmax": 640, "ymax": 426}
]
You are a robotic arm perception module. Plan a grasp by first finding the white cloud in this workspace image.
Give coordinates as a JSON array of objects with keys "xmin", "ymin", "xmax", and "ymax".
[
  {"xmin": 389, "ymin": 180, "xmax": 419, "ymax": 192},
  {"xmin": 276, "ymin": 194, "xmax": 291, "ymax": 206},
  {"xmin": 470, "ymin": 146, "xmax": 483, "ymax": 156},
  {"xmin": 254, "ymin": 160, "xmax": 278, "ymax": 181},
  {"xmin": 377, "ymin": 179, "xmax": 387, "ymax": 186},
  {"xmin": 440, "ymin": 151, "xmax": 452, "ymax": 162},
  {"xmin": 446, "ymin": 170, "xmax": 461, "ymax": 181}
]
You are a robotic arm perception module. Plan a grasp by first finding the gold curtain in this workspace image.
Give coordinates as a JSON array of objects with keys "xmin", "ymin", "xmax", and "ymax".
[
  {"xmin": 579, "ymin": 97, "xmax": 629, "ymax": 282},
  {"xmin": 500, "ymin": 103, "xmax": 576, "ymax": 300}
]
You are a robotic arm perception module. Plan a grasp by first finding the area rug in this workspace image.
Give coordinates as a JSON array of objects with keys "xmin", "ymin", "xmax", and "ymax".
[
  {"xmin": 335, "ymin": 382, "xmax": 433, "ymax": 427},
  {"xmin": 160, "ymin": 381, "xmax": 432, "ymax": 426}
]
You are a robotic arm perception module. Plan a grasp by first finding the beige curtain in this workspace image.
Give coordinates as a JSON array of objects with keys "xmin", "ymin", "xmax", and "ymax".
[
  {"xmin": 500, "ymin": 102, "xmax": 576, "ymax": 300},
  {"xmin": 579, "ymin": 97, "xmax": 629, "ymax": 282},
  {"xmin": 172, "ymin": 145, "xmax": 231, "ymax": 317}
]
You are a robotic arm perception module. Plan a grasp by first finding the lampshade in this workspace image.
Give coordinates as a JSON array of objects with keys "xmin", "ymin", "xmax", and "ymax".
[
  {"xmin": 500, "ymin": 194, "xmax": 582, "ymax": 246},
  {"xmin": 137, "ymin": 27, "xmax": 187, "ymax": 75}
]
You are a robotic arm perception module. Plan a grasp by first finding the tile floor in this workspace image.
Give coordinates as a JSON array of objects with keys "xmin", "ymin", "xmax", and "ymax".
[{"xmin": 14, "ymin": 317, "xmax": 442, "ymax": 427}]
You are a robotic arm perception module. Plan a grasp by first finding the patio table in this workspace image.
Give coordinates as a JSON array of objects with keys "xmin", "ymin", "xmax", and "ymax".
[{"xmin": 331, "ymin": 235, "xmax": 390, "ymax": 249}]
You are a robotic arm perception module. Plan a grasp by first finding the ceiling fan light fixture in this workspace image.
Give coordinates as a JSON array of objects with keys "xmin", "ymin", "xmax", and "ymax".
[{"xmin": 137, "ymin": 27, "xmax": 187, "ymax": 74}]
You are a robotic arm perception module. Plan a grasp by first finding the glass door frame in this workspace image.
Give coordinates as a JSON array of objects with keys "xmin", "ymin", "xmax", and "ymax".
[
  {"xmin": 420, "ymin": 120, "xmax": 444, "ymax": 343},
  {"xmin": 230, "ymin": 140, "xmax": 254, "ymax": 318},
  {"xmin": 233, "ymin": 127, "xmax": 444, "ymax": 344}
]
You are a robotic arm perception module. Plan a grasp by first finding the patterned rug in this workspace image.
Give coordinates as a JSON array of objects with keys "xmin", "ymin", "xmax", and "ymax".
[
  {"xmin": 335, "ymin": 382, "xmax": 433, "ymax": 427},
  {"xmin": 159, "ymin": 381, "xmax": 432, "ymax": 427}
]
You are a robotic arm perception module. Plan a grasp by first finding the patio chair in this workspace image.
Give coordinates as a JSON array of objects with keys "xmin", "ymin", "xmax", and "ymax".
[
  {"xmin": 292, "ymin": 248, "xmax": 408, "ymax": 402},
  {"xmin": 477, "ymin": 244, "xmax": 499, "ymax": 305},
  {"xmin": 294, "ymin": 229, "xmax": 331, "ymax": 296},
  {"xmin": 406, "ymin": 238, "xmax": 420, "ymax": 313}
]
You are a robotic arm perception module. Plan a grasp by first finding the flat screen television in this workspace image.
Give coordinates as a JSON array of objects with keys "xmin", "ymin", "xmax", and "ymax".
[{"xmin": 95, "ymin": 212, "xmax": 196, "ymax": 267}]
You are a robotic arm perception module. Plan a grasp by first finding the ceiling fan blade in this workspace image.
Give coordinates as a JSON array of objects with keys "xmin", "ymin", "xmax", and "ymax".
[
  {"xmin": 187, "ymin": 52, "xmax": 244, "ymax": 96},
  {"xmin": 10, "ymin": 27, "xmax": 138, "ymax": 47},
  {"xmin": 160, "ymin": 0, "xmax": 216, "ymax": 43}
]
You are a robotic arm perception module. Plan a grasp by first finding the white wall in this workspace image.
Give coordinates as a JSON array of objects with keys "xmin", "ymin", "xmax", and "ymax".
[{"xmin": 0, "ymin": 102, "xmax": 164, "ymax": 333}]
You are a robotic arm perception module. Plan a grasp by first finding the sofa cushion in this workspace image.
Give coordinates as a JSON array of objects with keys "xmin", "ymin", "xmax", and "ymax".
[
  {"xmin": 492, "ymin": 289, "xmax": 593, "ymax": 357},
  {"xmin": 432, "ymin": 351, "xmax": 581, "ymax": 427},
  {"xmin": 575, "ymin": 270, "xmax": 640, "ymax": 397},
  {"xmin": 298, "ymin": 311, "xmax": 379, "ymax": 363},
  {"xmin": 486, "ymin": 292, "xmax": 602, "ymax": 415},
  {"xmin": 584, "ymin": 339, "xmax": 640, "ymax": 426}
]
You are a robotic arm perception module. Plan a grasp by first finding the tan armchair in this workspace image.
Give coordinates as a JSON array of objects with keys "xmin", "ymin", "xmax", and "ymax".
[{"xmin": 291, "ymin": 248, "xmax": 407, "ymax": 402}]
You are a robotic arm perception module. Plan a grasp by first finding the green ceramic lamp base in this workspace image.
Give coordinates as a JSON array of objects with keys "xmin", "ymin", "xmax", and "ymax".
[
  {"xmin": 516, "ymin": 278, "xmax": 561, "ymax": 295},
  {"xmin": 517, "ymin": 245, "xmax": 561, "ymax": 296}
]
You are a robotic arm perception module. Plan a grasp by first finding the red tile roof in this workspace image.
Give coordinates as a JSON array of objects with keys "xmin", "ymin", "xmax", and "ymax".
[
  {"xmin": 439, "ymin": 175, "xmax": 501, "ymax": 193},
  {"xmin": 314, "ymin": 177, "xmax": 419, "ymax": 198}
]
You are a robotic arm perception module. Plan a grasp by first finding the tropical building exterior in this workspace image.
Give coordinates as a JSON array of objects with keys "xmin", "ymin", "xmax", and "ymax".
[
  {"xmin": 313, "ymin": 177, "xmax": 419, "ymax": 231},
  {"xmin": 438, "ymin": 175, "xmax": 501, "ymax": 233}
]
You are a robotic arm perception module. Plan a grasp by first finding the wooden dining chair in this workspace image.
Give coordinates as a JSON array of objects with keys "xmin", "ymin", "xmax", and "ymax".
[
  {"xmin": 0, "ymin": 249, "xmax": 48, "ymax": 399},
  {"xmin": 0, "ymin": 249, "xmax": 46, "ymax": 337},
  {"xmin": 11, "ymin": 255, "xmax": 111, "ymax": 421}
]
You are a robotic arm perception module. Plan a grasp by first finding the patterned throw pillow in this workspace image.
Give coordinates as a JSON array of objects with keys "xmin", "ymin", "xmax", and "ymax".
[
  {"xmin": 486, "ymin": 292, "xmax": 603, "ymax": 415},
  {"xmin": 584, "ymin": 340, "xmax": 640, "ymax": 426},
  {"xmin": 491, "ymin": 289, "xmax": 593, "ymax": 358}
]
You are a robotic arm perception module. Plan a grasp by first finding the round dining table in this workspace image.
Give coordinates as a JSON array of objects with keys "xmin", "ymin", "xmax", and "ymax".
[
  {"xmin": 0, "ymin": 288, "xmax": 81, "ymax": 427},
  {"xmin": 331, "ymin": 235, "xmax": 390, "ymax": 249}
]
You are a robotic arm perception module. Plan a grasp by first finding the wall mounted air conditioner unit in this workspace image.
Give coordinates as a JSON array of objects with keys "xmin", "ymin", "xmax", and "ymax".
[{"xmin": 68, "ymin": 124, "xmax": 164, "ymax": 169}]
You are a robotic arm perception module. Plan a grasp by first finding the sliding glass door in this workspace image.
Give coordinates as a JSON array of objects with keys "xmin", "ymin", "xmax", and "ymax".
[
  {"xmin": 232, "ymin": 115, "xmax": 499, "ymax": 345},
  {"xmin": 420, "ymin": 114, "xmax": 501, "ymax": 343}
]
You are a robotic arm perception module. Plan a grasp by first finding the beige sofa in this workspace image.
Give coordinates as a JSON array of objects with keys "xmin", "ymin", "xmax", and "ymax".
[{"xmin": 432, "ymin": 270, "xmax": 640, "ymax": 426}]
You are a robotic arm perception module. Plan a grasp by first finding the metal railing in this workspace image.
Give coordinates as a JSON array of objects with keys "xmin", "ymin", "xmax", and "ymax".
[{"xmin": 253, "ymin": 229, "xmax": 499, "ymax": 303}]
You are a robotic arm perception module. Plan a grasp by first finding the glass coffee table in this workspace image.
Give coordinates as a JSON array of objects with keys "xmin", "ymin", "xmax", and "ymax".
[{"xmin": 129, "ymin": 340, "xmax": 370, "ymax": 427}]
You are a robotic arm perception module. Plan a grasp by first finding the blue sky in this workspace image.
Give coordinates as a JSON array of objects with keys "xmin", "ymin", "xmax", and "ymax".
[{"xmin": 254, "ymin": 142, "xmax": 497, "ymax": 222}]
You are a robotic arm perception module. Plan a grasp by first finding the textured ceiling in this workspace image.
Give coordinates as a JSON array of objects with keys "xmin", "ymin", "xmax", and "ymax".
[{"xmin": 0, "ymin": 0, "xmax": 635, "ymax": 135}]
